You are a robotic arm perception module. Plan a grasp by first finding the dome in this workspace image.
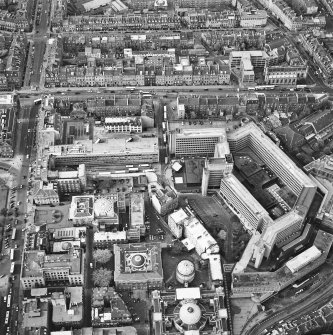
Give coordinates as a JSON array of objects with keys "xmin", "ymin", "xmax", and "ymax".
[
  {"xmin": 177, "ymin": 260, "xmax": 194, "ymax": 276},
  {"xmin": 131, "ymin": 254, "xmax": 146, "ymax": 267},
  {"xmin": 179, "ymin": 302, "xmax": 202, "ymax": 325},
  {"xmin": 94, "ymin": 198, "xmax": 114, "ymax": 217},
  {"xmin": 62, "ymin": 242, "xmax": 72, "ymax": 250}
]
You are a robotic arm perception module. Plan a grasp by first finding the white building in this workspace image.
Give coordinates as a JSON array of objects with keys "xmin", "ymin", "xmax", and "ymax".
[
  {"xmin": 286, "ymin": 245, "xmax": 321, "ymax": 273},
  {"xmin": 168, "ymin": 208, "xmax": 188, "ymax": 238},
  {"xmin": 239, "ymin": 9, "xmax": 268, "ymax": 27},
  {"xmin": 183, "ymin": 217, "xmax": 219, "ymax": 258}
]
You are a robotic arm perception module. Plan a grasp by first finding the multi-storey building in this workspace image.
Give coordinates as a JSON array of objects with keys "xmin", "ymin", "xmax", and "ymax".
[
  {"xmin": 69, "ymin": 195, "xmax": 94, "ymax": 226},
  {"xmin": 48, "ymin": 164, "xmax": 86, "ymax": 194},
  {"xmin": 168, "ymin": 208, "xmax": 188, "ymax": 238},
  {"xmin": 299, "ymin": 34, "xmax": 333, "ymax": 84},
  {"xmin": 54, "ymin": 13, "xmax": 182, "ymax": 33},
  {"xmin": 264, "ymin": 66, "xmax": 298, "ymax": 85},
  {"xmin": 292, "ymin": 0, "xmax": 318, "ymax": 14},
  {"xmin": 183, "ymin": 216, "xmax": 219, "ymax": 258},
  {"xmin": 168, "ymin": 120, "xmax": 226, "ymax": 157},
  {"xmin": 176, "ymin": 0, "xmax": 231, "ymax": 8},
  {"xmin": 220, "ymin": 122, "xmax": 317, "ymax": 267},
  {"xmin": 104, "ymin": 117, "xmax": 142, "ymax": 133},
  {"xmin": 201, "ymin": 141, "xmax": 234, "ymax": 195},
  {"xmin": 5, "ymin": 34, "xmax": 28, "ymax": 89},
  {"xmin": 21, "ymin": 249, "xmax": 84, "ymax": 289},
  {"xmin": 257, "ymin": 0, "xmax": 302, "ymax": 30},
  {"xmin": 229, "ymin": 50, "xmax": 268, "ymax": 70},
  {"xmin": 151, "ymin": 183, "xmax": 178, "ymax": 216},
  {"xmin": 113, "ymin": 243, "xmax": 164, "ymax": 290},
  {"xmin": 231, "ymin": 230, "xmax": 333, "ymax": 299},
  {"xmin": 239, "ymin": 9, "xmax": 268, "ymax": 27},
  {"xmin": 48, "ymin": 137, "xmax": 159, "ymax": 167},
  {"xmin": 128, "ymin": 193, "xmax": 145, "ymax": 242}
]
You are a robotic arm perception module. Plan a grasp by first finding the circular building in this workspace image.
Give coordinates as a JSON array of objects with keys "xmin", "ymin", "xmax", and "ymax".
[
  {"xmin": 176, "ymin": 260, "xmax": 195, "ymax": 284},
  {"xmin": 173, "ymin": 299, "xmax": 206, "ymax": 333},
  {"xmin": 131, "ymin": 254, "xmax": 146, "ymax": 268}
]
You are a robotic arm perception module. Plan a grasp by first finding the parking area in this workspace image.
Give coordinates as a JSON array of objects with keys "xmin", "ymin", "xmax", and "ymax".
[{"xmin": 182, "ymin": 194, "xmax": 249, "ymax": 263}]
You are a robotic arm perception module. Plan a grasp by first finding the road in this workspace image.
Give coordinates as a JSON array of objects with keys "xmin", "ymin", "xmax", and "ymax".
[
  {"xmin": 0, "ymin": 102, "xmax": 39, "ymax": 335},
  {"xmin": 245, "ymin": 273, "xmax": 333, "ymax": 335},
  {"xmin": 28, "ymin": 0, "xmax": 50, "ymax": 89}
]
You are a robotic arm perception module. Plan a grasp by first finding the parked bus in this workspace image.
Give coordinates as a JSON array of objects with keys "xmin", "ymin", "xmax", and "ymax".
[
  {"xmin": 128, "ymin": 167, "xmax": 139, "ymax": 172},
  {"xmin": 11, "ymin": 228, "xmax": 16, "ymax": 240},
  {"xmin": 126, "ymin": 86, "xmax": 136, "ymax": 91},
  {"xmin": 10, "ymin": 262, "xmax": 14, "ymax": 274},
  {"xmin": 7, "ymin": 294, "xmax": 11, "ymax": 308},
  {"xmin": 163, "ymin": 134, "xmax": 167, "ymax": 144},
  {"xmin": 4, "ymin": 311, "xmax": 9, "ymax": 324},
  {"xmin": 255, "ymin": 85, "xmax": 275, "ymax": 90},
  {"xmin": 162, "ymin": 122, "xmax": 166, "ymax": 130},
  {"xmin": 293, "ymin": 278, "xmax": 309, "ymax": 288},
  {"xmin": 139, "ymin": 164, "xmax": 150, "ymax": 167},
  {"xmin": 10, "ymin": 249, "xmax": 14, "ymax": 261}
]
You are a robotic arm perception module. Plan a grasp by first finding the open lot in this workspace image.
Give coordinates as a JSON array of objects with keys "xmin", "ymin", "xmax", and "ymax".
[
  {"xmin": 172, "ymin": 158, "xmax": 205, "ymax": 192},
  {"xmin": 180, "ymin": 194, "xmax": 249, "ymax": 263}
]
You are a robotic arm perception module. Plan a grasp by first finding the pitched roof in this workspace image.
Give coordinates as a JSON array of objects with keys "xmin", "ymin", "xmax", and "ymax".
[{"xmin": 275, "ymin": 125, "xmax": 305, "ymax": 149}]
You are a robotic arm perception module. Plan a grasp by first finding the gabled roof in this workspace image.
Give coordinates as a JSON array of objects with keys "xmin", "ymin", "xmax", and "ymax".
[{"xmin": 275, "ymin": 125, "xmax": 305, "ymax": 149}]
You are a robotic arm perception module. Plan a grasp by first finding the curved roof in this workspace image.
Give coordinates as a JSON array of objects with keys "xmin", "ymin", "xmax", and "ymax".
[
  {"xmin": 131, "ymin": 254, "xmax": 146, "ymax": 267},
  {"xmin": 179, "ymin": 302, "xmax": 201, "ymax": 325},
  {"xmin": 94, "ymin": 197, "xmax": 114, "ymax": 217},
  {"xmin": 177, "ymin": 260, "xmax": 194, "ymax": 276}
]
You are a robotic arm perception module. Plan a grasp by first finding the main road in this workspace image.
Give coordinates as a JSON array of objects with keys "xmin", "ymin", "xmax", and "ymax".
[{"xmin": 244, "ymin": 274, "xmax": 333, "ymax": 335}]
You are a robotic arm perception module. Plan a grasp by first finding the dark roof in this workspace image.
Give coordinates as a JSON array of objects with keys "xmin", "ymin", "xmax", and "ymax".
[
  {"xmin": 305, "ymin": 110, "xmax": 333, "ymax": 133},
  {"xmin": 275, "ymin": 125, "xmax": 305, "ymax": 149}
]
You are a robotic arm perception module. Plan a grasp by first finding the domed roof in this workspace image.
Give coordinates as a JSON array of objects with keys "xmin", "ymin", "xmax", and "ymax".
[
  {"xmin": 94, "ymin": 198, "xmax": 114, "ymax": 217},
  {"xmin": 131, "ymin": 254, "xmax": 146, "ymax": 267},
  {"xmin": 62, "ymin": 242, "xmax": 72, "ymax": 250},
  {"xmin": 177, "ymin": 260, "xmax": 194, "ymax": 276},
  {"xmin": 179, "ymin": 302, "xmax": 201, "ymax": 325}
]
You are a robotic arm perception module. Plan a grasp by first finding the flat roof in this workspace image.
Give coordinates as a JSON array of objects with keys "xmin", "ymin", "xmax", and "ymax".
[
  {"xmin": 176, "ymin": 287, "xmax": 201, "ymax": 300},
  {"xmin": 228, "ymin": 123, "xmax": 316, "ymax": 189},
  {"xmin": 83, "ymin": 0, "xmax": 111, "ymax": 11},
  {"xmin": 49, "ymin": 136, "xmax": 158, "ymax": 156},
  {"xmin": 285, "ymin": 245, "xmax": 321, "ymax": 273},
  {"xmin": 169, "ymin": 208, "xmax": 188, "ymax": 224}
]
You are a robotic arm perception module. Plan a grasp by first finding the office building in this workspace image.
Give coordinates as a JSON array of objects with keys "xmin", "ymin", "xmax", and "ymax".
[
  {"xmin": 49, "ymin": 137, "xmax": 159, "ymax": 167},
  {"xmin": 219, "ymin": 122, "xmax": 317, "ymax": 267},
  {"xmin": 168, "ymin": 120, "xmax": 226, "ymax": 157},
  {"xmin": 151, "ymin": 183, "xmax": 178, "ymax": 216},
  {"xmin": 104, "ymin": 117, "xmax": 142, "ymax": 133},
  {"xmin": 239, "ymin": 10, "xmax": 268, "ymax": 27},
  {"xmin": 201, "ymin": 141, "xmax": 233, "ymax": 196},
  {"xmin": 51, "ymin": 287, "xmax": 83, "ymax": 326},
  {"xmin": 69, "ymin": 195, "xmax": 94, "ymax": 226},
  {"xmin": 183, "ymin": 216, "xmax": 219, "ymax": 258},
  {"xmin": 128, "ymin": 193, "xmax": 145, "ymax": 242},
  {"xmin": 21, "ymin": 249, "xmax": 84, "ymax": 289},
  {"xmin": 168, "ymin": 208, "xmax": 188, "ymax": 238},
  {"xmin": 113, "ymin": 243, "xmax": 164, "ymax": 290}
]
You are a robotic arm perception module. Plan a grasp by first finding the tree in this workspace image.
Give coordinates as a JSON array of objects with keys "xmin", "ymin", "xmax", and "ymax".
[
  {"xmin": 0, "ymin": 208, "xmax": 8, "ymax": 216},
  {"xmin": 93, "ymin": 249, "xmax": 112, "ymax": 264},
  {"xmin": 92, "ymin": 268, "xmax": 113, "ymax": 287}
]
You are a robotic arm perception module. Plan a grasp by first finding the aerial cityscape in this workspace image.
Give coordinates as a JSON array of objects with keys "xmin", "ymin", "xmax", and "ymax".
[{"xmin": 2, "ymin": 0, "xmax": 333, "ymax": 335}]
